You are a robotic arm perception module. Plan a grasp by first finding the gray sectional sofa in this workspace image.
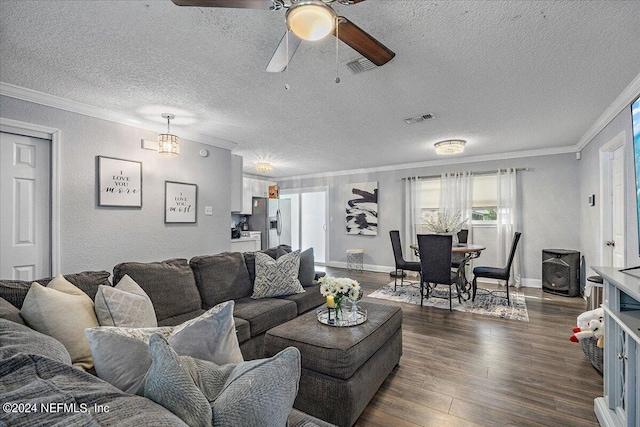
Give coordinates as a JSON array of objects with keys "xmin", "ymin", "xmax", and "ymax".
[{"xmin": 0, "ymin": 246, "xmax": 333, "ymax": 426}]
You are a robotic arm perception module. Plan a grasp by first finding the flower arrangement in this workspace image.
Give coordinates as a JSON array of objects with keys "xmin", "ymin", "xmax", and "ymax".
[
  {"xmin": 422, "ymin": 209, "xmax": 467, "ymax": 234},
  {"xmin": 319, "ymin": 277, "xmax": 361, "ymax": 320}
]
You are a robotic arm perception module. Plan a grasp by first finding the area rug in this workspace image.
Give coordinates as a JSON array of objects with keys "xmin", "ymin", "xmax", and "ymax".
[{"xmin": 368, "ymin": 282, "xmax": 529, "ymax": 321}]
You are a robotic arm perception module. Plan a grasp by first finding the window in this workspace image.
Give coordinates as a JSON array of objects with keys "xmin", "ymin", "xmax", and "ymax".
[{"xmin": 419, "ymin": 175, "xmax": 498, "ymax": 223}]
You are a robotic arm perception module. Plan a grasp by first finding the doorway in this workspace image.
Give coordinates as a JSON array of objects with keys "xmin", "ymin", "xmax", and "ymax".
[
  {"xmin": 599, "ymin": 131, "xmax": 626, "ymax": 267},
  {"xmin": 281, "ymin": 187, "xmax": 328, "ymax": 264}
]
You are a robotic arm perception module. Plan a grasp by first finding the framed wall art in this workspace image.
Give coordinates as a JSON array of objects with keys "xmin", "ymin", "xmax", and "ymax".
[
  {"xmin": 97, "ymin": 156, "xmax": 142, "ymax": 207},
  {"xmin": 165, "ymin": 181, "xmax": 197, "ymax": 223},
  {"xmin": 346, "ymin": 181, "xmax": 378, "ymax": 235}
]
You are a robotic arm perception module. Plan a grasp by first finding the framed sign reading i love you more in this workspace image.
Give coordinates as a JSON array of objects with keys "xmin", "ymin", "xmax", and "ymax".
[
  {"xmin": 97, "ymin": 156, "xmax": 142, "ymax": 207},
  {"xmin": 164, "ymin": 181, "xmax": 197, "ymax": 223}
]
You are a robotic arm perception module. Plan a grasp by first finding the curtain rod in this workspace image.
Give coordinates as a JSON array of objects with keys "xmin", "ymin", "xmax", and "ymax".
[{"xmin": 401, "ymin": 167, "xmax": 530, "ymax": 181}]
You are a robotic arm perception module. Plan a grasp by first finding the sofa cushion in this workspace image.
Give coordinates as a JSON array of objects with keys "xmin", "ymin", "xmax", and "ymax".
[
  {"xmin": 233, "ymin": 296, "xmax": 298, "ymax": 337},
  {"xmin": 20, "ymin": 275, "xmax": 99, "ymax": 370},
  {"xmin": 0, "ymin": 297, "xmax": 24, "ymax": 325},
  {"xmin": 157, "ymin": 309, "xmax": 206, "ymax": 327},
  {"xmin": 94, "ymin": 275, "xmax": 158, "ymax": 327},
  {"xmin": 144, "ymin": 333, "xmax": 300, "ymax": 427},
  {"xmin": 0, "ymin": 353, "xmax": 188, "ymax": 427},
  {"xmin": 298, "ymin": 247, "xmax": 316, "ymax": 287},
  {"xmin": 278, "ymin": 283, "xmax": 325, "ymax": 314},
  {"xmin": 86, "ymin": 301, "xmax": 243, "ymax": 395},
  {"xmin": 252, "ymin": 251, "xmax": 305, "ymax": 299},
  {"xmin": 0, "ymin": 318, "xmax": 71, "ymax": 365},
  {"xmin": 113, "ymin": 259, "xmax": 201, "ymax": 322},
  {"xmin": 189, "ymin": 252, "xmax": 253, "ymax": 308},
  {"xmin": 0, "ymin": 270, "xmax": 111, "ymax": 309},
  {"xmin": 233, "ymin": 316, "xmax": 251, "ymax": 344}
]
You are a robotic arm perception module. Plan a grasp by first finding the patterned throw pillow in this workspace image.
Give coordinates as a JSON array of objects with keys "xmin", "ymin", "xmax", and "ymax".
[
  {"xmin": 145, "ymin": 333, "xmax": 300, "ymax": 427},
  {"xmin": 94, "ymin": 275, "xmax": 157, "ymax": 327},
  {"xmin": 85, "ymin": 300, "xmax": 243, "ymax": 395},
  {"xmin": 251, "ymin": 251, "xmax": 305, "ymax": 299}
]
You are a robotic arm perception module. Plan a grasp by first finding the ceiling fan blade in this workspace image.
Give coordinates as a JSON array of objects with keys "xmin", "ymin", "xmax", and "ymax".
[
  {"xmin": 335, "ymin": 17, "xmax": 395, "ymax": 66},
  {"xmin": 171, "ymin": 0, "xmax": 276, "ymax": 9},
  {"xmin": 265, "ymin": 32, "xmax": 302, "ymax": 73},
  {"xmin": 337, "ymin": 0, "xmax": 367, "ymax": 4}
]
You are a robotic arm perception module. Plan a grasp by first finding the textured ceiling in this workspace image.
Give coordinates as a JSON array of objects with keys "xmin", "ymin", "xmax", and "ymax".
[{"xmin": 1, "ymin": 0, "xmax": 640, "ymax": 178}]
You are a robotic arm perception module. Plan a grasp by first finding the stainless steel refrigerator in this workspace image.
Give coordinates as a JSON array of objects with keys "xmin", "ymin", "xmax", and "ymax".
[{"xmin": 247, "ymin": 198, "xmax": 292, "ymax": 250}]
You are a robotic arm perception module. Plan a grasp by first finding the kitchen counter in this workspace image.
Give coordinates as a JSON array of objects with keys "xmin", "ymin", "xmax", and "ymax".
[{"xmin": 231, "ymin": 232, "xmax": 261, "ymax": 252}]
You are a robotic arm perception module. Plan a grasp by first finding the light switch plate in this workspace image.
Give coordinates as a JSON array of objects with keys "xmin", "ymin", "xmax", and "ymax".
[
  {"xmin": 141, "ymin": 139, "xmax": 157, "ymax": 150},
  {"xmin": 205, "ymin": 206, "xmax": 213, "ymax": 215}
]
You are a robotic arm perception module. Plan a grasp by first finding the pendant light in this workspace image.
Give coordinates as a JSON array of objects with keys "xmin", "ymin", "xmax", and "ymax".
[{"xmin": 158, "ymin": 113, "xmax": 179, "ymax": 156}]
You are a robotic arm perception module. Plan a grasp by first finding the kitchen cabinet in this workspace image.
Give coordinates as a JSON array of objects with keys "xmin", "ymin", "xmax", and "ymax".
[
  {"xmin": 240, "ymin": 177, "xmax": 276, "ymax": 215},
  {"xmin": 230, "ymin": 232, "xmax": 261, "ymax": 252},
  {"xmin": 592, "ymin": 267, "xmax": 640, "ymax": 427},
  {"xmin": 230, "ymin": 155, "xmax": 243, "ymax": 213}
]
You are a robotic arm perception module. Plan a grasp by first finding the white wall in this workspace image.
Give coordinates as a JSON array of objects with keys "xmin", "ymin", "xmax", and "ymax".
[
  {"xmin": 580, "ymin": 104, "xmax": 640, "ymax": 274},
  {"xmin": 0, "ymin": 96, "xmax": 232, "ymax": 275},
  {"xmin": 278, "ymin": 153, "xmax": 581, "ymax": 283}
]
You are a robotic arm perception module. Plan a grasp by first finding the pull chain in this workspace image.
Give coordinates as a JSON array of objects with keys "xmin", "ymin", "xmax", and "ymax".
[
  {"xmin": 285, "ymin": 29, "xmax": 290, "ymax": 90},
  {"xmin": 335, "ymin": 17, "xmax": 340, "ymax": 84}
]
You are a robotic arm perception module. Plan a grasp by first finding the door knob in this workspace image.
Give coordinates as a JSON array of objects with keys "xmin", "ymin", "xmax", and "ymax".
[{"xmin": 606, "ymin": 241, "xmax": 615, "ymax": 247}]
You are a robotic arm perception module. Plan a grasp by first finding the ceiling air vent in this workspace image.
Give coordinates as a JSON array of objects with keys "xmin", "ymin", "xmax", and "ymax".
[
  {"xmin": 404, "ymin": 113, "xmax": 435, "ymax": 124},
  {"xmin": 345, "ymin": 57, "xmax": 377, "ymax": 74}
]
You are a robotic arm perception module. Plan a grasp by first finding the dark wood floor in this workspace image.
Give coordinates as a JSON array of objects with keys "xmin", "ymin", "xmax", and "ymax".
[{"xmin": 321, "ymin": 267, "xmax": 602, "ymax": 427}]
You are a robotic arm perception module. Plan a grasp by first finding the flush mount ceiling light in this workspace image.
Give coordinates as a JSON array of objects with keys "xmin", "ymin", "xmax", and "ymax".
[
  {"xmin": 158, "ymin": 113, "xmax": 179, "ymax": 156},
  {"xmin": 286, "ymin": 1, "xmax": 336, "ymax": 41},
  {"xmin": 434, "ymin": 139, "xmax": 466, "ymax": 155},
  {"xmin": 256, "ymin": 162, "xmax": 273, "ymax": 173}
]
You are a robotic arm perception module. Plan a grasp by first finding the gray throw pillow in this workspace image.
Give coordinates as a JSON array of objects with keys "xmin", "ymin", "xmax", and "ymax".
[
  {"xmin": 0, "ymin": 297, "xmax": 25, "ymax": 325},
  {"xmin": 145, "ymin": 333, "xmax": 300, "ymax": 427},
  {"xmin": 252, "ymin": 251, "xmax": 305, "ymax": 299},
  {"xmin": 298, "ymin": 248, "xmax": 316, "ymax": 287},
  {"xmin": 0, "ymin": 318, "xmax": 71, "ymax": 365},
  {"xmin": 85, "ymin": 300, "xmax": 243, "ymax": 395},
  {"xmin": 94, "ymin": 274, "xmax": 157, "ymax": 327}
]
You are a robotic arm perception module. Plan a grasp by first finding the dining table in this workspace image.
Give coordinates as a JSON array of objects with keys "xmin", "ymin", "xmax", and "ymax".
[{"xmin": 409, "ymin": 242, "xmax": 486, "ymax": 301}]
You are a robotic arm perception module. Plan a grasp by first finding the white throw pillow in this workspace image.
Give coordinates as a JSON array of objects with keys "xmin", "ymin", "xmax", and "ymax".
[
  {"xmin": 85, "ymin": 300, "xmax": 243, "ymax": 395},
  {"xmin": 20, "ymin": 274, "xmax": 99, "ymax": 370},
  {"xmin": 252, "ymin": 251, "xmax": 305, "ymax": 299},
  {"xmin": 94, "ymin": 274, "xmax": 157, "ymax": 327}
]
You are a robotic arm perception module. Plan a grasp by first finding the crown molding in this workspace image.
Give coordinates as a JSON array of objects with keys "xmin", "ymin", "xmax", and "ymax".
[
  {"xmin": 576, "ymin": 71, "xmax": 640, "ymax": 151},
  {"xmin": 276, "ymin": 145, "xmax": 577, "ymax": 181},
  {"xmin": 0, "ymin": 82, "xmax": 237, "ymax": 151}
]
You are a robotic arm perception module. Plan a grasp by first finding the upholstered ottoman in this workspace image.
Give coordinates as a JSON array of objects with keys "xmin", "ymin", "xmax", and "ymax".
[{"xmin": 264, "ymin": 301, "xmax": 402, "ymax": 427}]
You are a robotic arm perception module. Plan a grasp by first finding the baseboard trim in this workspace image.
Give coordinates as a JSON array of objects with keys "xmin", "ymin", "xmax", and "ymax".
[
  {"xmin": 326, "ymin": 261, "xmax": 541, "ymax": 287},
  {"xmin": 594, "ymin": 397, "xmax": 616, "ymax": 427}
]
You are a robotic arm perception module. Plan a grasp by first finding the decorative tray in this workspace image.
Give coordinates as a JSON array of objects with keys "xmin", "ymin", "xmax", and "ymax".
[{"xmin": 316, "ymin": 307, "xmax": 367, "ymax": 327}]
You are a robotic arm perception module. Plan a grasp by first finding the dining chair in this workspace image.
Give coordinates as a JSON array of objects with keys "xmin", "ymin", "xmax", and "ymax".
[
  {"xmin": 451, "ymin": 229, "xmax": 469, "ymax": 268},
  {"xmin": 471, "ymin": 232, "xmax": 522, "ymax": 304},
  {"xmin": 417, "ymin": 234, "xmax": 461, "ymax": 311},
  {"xmin": 389, "ymin": 230, "xmax": 421, "ymax": 290}
]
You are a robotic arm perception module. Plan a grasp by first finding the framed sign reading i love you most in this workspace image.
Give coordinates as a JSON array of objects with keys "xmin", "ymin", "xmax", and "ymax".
[
  {"xmin": 164, "ymin": 181, "xmax": 197, "ymax": 224},
  {"xmin": 97, "ymin": 156, "xmax": 142, "ymax": 207}
]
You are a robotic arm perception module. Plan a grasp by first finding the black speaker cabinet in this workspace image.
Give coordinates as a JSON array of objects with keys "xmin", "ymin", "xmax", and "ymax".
[{"xmin": 542, "ymin": 249, "xmax": 580, "ymax": 296}]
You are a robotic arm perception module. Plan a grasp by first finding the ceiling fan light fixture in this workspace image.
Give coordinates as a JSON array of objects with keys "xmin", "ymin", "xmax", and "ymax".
[
  {"xmin": 256, "ymin": 162, "xmax": 273, "ymax": 173},
  {"xmin": 286, "ymin": 2, "xmax": 336, "ymax": 41},
  {"xmin": 158, "ymin": 113, "xmax": 180, "ymax": 156},
  {"xmin": 434, "ymin": 139, "xmax": 466, "ymax": 155}
]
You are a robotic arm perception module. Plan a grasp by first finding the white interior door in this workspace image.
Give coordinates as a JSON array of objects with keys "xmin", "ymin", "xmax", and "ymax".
[
  {"xmin": 0, "ymin": 132, "xmax": 51, "ymax": 280},
  {"xmin": 301, "ymin": 191, "xmax": 326, "ymax": 264},
  {"xmin": 611, "ymin": 146, "xmax": 625, "ymax": 267}
]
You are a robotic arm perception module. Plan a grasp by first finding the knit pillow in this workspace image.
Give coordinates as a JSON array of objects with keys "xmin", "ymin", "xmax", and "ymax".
[
  {"xmin": 251, "ymin": 251, "xmax": 304, "ymax": 299},
  {"xmin": 94, "ymin": 274, "xmax": 157, "ymax": 327},
  {"xmin": 144, "ymin": 333, "xmax": 300, "ymax": 427}
]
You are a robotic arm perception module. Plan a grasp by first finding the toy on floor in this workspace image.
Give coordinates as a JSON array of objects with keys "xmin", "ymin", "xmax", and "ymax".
[{"xmin": 570, "ymin": 308, "xmax": 604, "ymax": 348}]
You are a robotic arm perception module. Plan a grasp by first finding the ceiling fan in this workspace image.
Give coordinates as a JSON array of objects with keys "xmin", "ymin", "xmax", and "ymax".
[{"xmin": 171, "ymin": 0, "xmax": 395, "ymax": 72}]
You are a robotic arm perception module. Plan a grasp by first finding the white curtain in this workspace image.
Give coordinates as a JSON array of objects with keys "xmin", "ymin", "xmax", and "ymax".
[
  {"xmin": 496, "ymin": 168, "xmax": 522, "ymax": 287},
  {"xmin": 440, "ymin": 171, "xmax": 474, "ymax": 243},
  {"xmin": 403, "ymin": 177, "xmax": 422, "ymax": 263}
]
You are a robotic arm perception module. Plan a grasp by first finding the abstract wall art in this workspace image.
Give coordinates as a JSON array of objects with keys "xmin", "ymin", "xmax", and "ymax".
[{"xmin": 346, "ymin": 181, "xmax": 378, "ymax": 235}]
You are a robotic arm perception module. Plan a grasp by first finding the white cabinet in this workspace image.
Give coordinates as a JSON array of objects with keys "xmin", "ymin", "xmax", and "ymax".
[
  {"xmin": 230, "ymin": 233, "xmax": 261, "ymax": 252},
  {"xmin": 230, "ymin": 155, "xmax": 243, "ymax": 212},
  {"xmin": 240, "ymin": 177, "xmax": 276, "ymax": 215},
  {"xmin": 592, "ymin": 267, "xmax": 640, "ymax": 427}
]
